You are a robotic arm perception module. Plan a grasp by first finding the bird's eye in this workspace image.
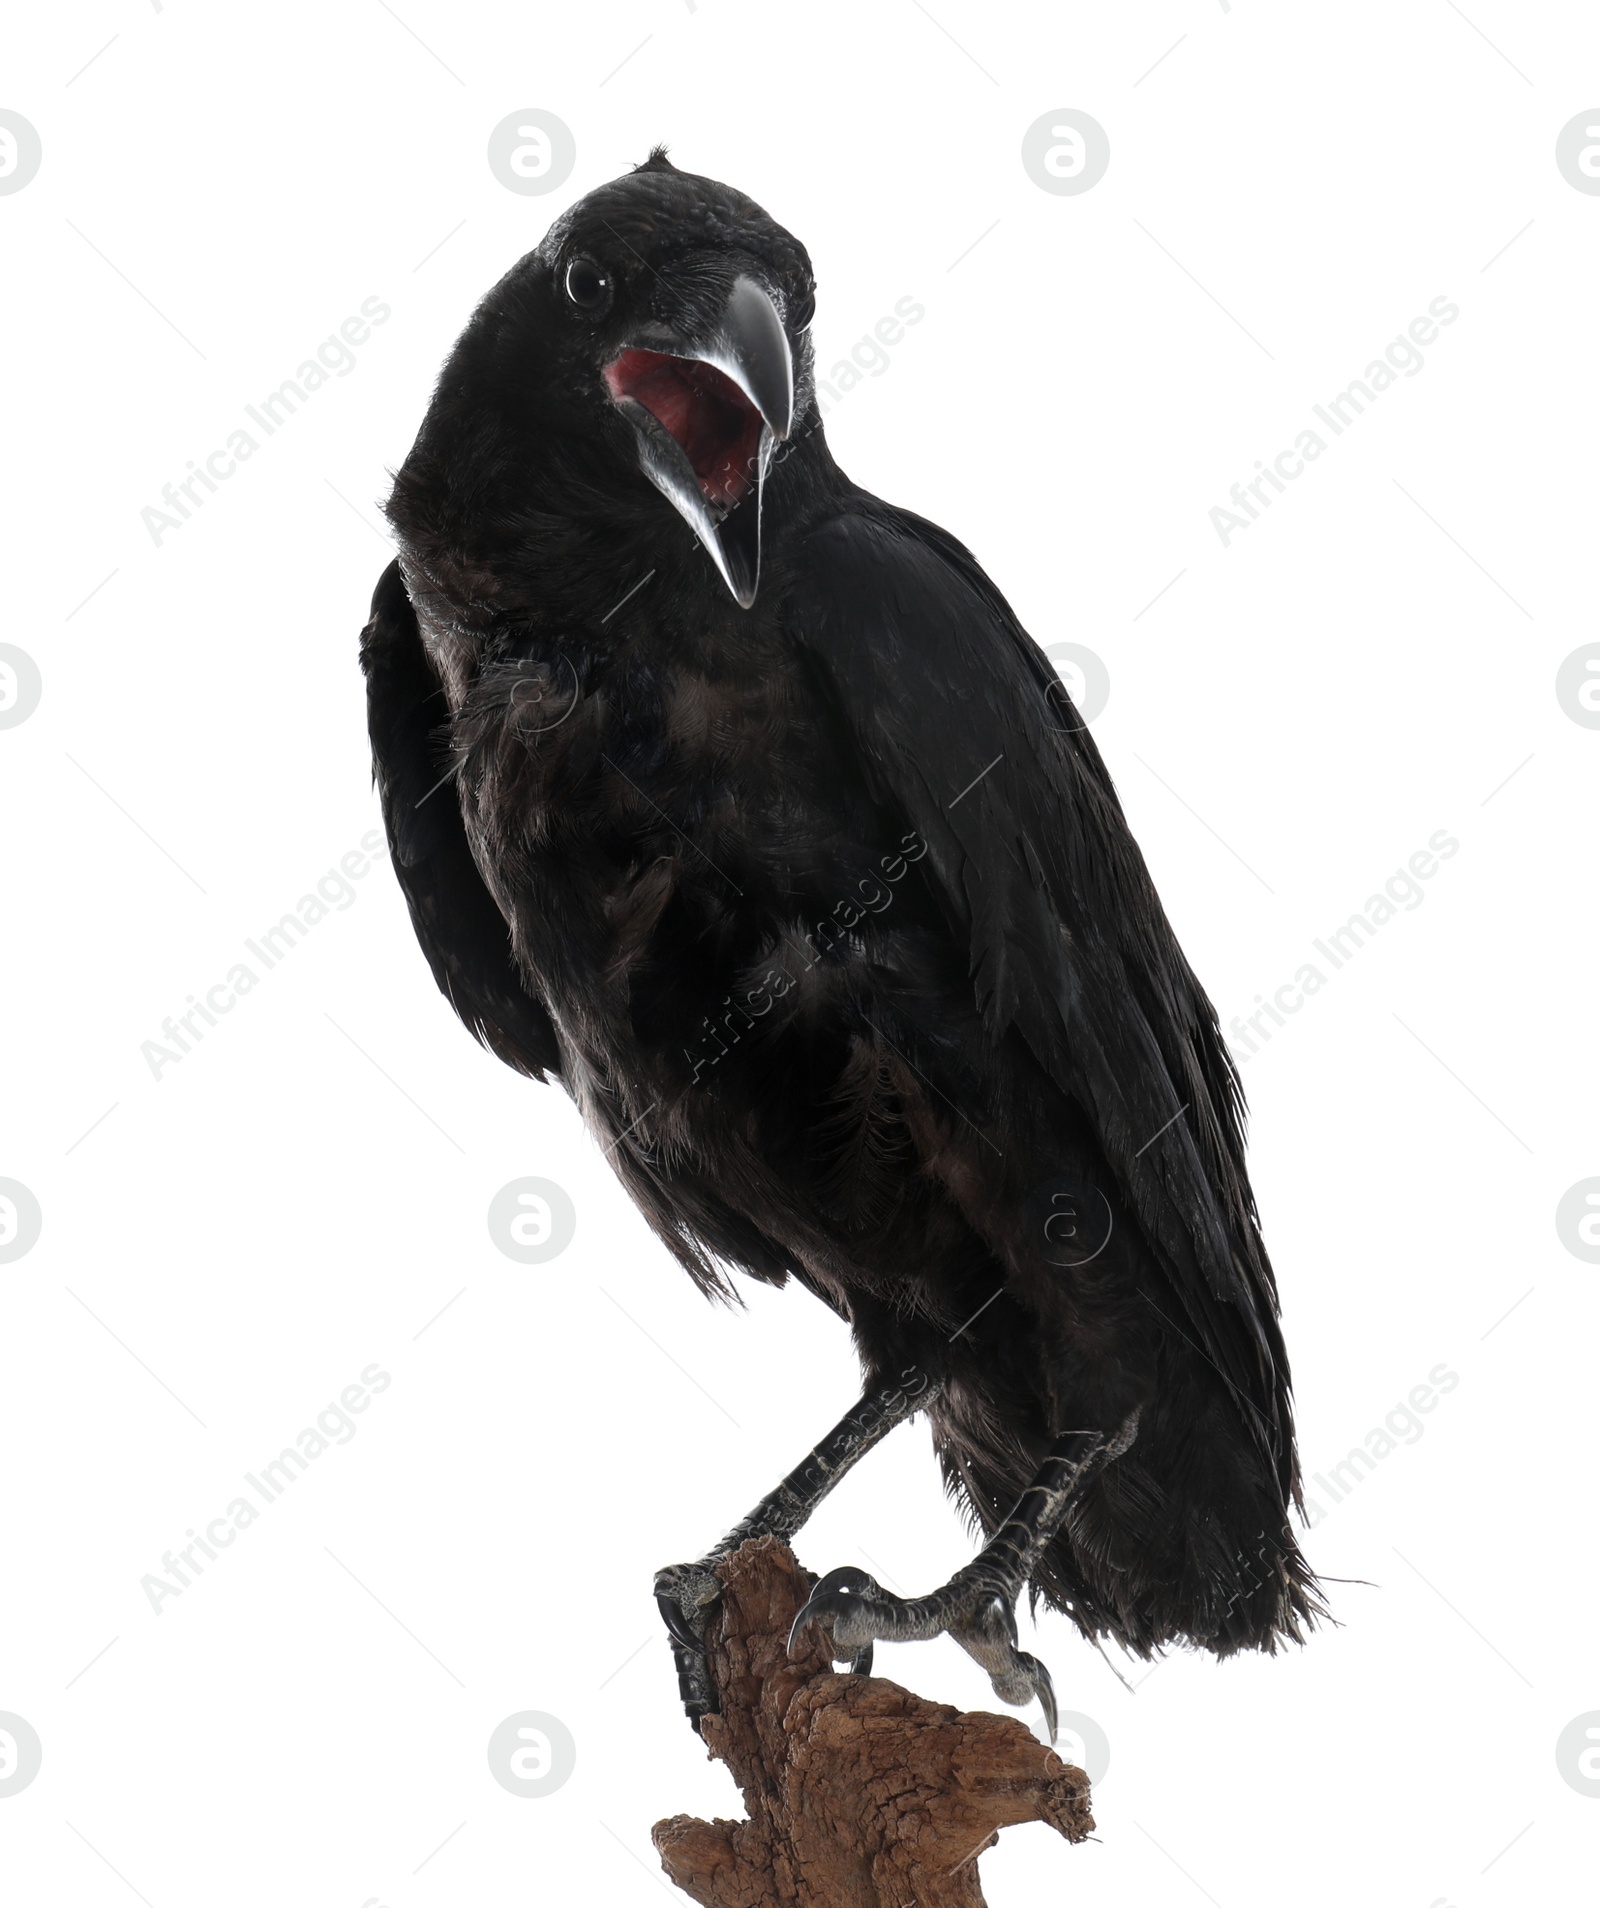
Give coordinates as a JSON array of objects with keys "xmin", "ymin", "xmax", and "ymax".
[{"xmin": 564, "ymin": 258, "xmax": 612, "ymax": 312}]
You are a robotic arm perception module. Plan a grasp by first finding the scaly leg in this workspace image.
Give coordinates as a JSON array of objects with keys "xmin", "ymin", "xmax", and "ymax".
[
  {"xmin": 655, "ymin": 1366, "xmax": 942, "ymax": 1725},
  {"xmin": 788, "ymin": 1412, "xmax": 1140, "ymax": 1740}
]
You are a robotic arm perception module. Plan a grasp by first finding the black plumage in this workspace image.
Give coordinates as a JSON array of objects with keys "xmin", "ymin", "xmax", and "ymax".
[{"xmin": 362, "ymin": 149, "xmax": 1321, "ymax": 1683}]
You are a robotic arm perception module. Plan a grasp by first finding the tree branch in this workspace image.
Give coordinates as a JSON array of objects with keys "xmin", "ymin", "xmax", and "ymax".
[{"xmin": 654, "ymin": 1536, "xmax": 1093, "ymax": 1906}]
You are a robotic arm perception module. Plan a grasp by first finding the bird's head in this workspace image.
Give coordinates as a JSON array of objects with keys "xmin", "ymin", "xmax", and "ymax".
[{"xmin": 414, "ymin": 149, "xmax": 817, "ymax": 611}]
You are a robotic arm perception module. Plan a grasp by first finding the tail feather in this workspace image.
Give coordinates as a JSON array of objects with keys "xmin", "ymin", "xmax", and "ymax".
[{"xmin": 935, "ymin": 1385, "xmax": 1326, "ymax": 1659}]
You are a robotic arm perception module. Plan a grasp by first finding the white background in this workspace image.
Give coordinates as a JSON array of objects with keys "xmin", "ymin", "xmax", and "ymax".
[{"xmin": 2, "ymin": 3, "xmax": 1597, "ymax": 1904}]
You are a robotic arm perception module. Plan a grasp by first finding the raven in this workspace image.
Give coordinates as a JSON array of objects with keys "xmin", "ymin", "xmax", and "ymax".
[{"xmin": 362, "ymin": 149, "xmax": 1321, "ymax": 1736}]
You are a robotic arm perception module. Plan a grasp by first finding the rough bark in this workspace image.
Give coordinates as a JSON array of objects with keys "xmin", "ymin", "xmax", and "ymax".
[{"xmin": 653, "ymin": 1537, "xmax": 1093, "ymax": 1906}]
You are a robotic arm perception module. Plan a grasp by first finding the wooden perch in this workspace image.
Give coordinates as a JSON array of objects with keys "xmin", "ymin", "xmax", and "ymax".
[{"xmin": 653, "ymin": 1537, "xmax": 1093, "ymax": 1907}]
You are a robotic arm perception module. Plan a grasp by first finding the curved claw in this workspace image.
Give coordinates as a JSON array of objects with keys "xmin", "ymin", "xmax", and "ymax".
[
  {"xmin": 847, "ymin": 1642, "xmax": 875, "ymax": 1678},
  {"xmin": 946, "ymin": 1595, "xmax": 1060, "ymax": 1741},
  {"xmin": 655, "ymin": 1590, "xmax": 703, "ymax": 1653},
  {"xmin": 1022, "ymin": 1649, "xmax": 1058, "ymax": 1743},
  {"xmin": 654, "ymin": 1563, "xmax": 721, "ymax": 1634},
  {"xmin": 787, "ymin": 1565, "xmax": 877, "ymax": 1658},
  {"xmin": 655, "ymin": 1564, "xmax": 727, "ymax": 1729},
  {"xmin": 787, "ymin": 1590, "xmax": 826, "ymax": 1656}
]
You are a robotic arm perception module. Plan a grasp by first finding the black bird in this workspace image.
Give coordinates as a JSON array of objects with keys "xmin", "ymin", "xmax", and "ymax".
[{"xmin": 361, "ymin": 149, "xmax": 1321, "ymax": 1735}]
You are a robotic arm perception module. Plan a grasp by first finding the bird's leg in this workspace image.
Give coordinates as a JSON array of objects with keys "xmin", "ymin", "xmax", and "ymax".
[
  {"xmin": 788, "ymin": 1412, "xmax": 1140, "ymax": 1741},
  {"xmin": 654, "ymin": 1366, "xmax": 942, "ymax": 1726}
]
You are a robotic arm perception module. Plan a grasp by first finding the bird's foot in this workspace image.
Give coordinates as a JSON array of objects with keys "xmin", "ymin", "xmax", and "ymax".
[
  {"xmin": 654, "ymin": 1560, "xmax": 727, "ymax": 1729},
  {"xmin": 654, "ymin": 1553, "xmax": 877, "ymax": 1727},
  {"xmin": 787, "ymin": 1565, "xmax": 1058, "ymax": 1741}
]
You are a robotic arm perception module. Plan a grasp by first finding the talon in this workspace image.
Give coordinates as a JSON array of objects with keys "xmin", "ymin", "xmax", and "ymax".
[
  {"xmin": 847, "ymin": 1642, "xmax": 875, "ymax": 1677},
  {"xmin": 1023, "ymin": 1650, "xmax": 1058, "ymax": 1743},
  {"xmin": 655, "ymin": 1590, "xmax": 703, "ymax": 1652},
  {"xmin": 983, "ymin": 1644, "xmax": 1058, "ymax": 1739},
  {"xmin": 654, "ymin": 1562, "xmax": 727, "ymax": 1727},
  {"xmin": 787, "ymin": 1589, "xmax": 827, "ymax": 1656},
  {"xmin": 654, "ymin": 1563, "xmax": 721, "ymax": 1632},
  {"xmin": 787, "ymin": 1565, "xmax": 878, "ymax": 1658}
]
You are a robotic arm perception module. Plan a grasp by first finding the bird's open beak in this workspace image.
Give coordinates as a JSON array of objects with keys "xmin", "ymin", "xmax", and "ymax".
[{"xmin": 604, "ymin": 276, "xmax": 793, "ymax": 608}]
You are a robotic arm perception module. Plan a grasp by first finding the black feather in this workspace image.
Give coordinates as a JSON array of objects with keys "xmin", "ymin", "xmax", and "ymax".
[{"xmin": 361, "ymin": 159, "xmax": 1324, "ymax": 1655}]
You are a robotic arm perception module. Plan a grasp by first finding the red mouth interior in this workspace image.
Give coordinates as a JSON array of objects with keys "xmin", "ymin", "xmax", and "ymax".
[{"xmin": 605, "ymin": 348, "xmax": 764, "ymax": 509}]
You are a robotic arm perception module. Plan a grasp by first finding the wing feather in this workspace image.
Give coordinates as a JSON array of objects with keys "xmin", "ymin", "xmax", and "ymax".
[
  {"xmin": 360, "ymin": 559, "xmax": 564, "ymax": 1082},
  {"xmin": 783, "ymin": 509, "xmax": 1295, "ymax": 1487}
]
